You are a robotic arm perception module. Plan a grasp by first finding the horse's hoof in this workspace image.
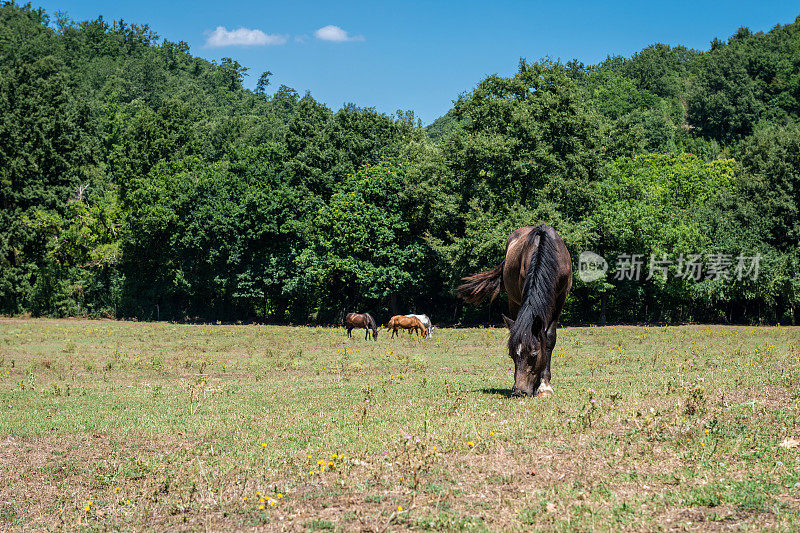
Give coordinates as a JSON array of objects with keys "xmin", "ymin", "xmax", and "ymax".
[{"xmin": 536, "ymin": 384, "xmax": 554, "ymax": 398}]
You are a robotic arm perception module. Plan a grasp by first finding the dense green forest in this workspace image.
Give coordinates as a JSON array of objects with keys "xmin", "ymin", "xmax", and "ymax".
[{"xmin": 1, "ymin": 2, "xmax": 799, "ymax": 324}]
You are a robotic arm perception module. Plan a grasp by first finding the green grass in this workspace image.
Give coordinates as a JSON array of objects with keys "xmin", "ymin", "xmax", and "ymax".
[{"xmin": 0, "ymin": 319, "xmax": 799, "ymax": 530}]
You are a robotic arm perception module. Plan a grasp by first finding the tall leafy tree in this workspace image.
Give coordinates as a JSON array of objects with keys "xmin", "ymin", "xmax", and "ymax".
[{"xmin": 302, "ymin": 160, "xmax": 427, "ymax": 321}]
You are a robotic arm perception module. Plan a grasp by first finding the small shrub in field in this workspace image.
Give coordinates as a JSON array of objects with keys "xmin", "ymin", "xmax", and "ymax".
[{"xmin": 684, "ymin": 379, "xmax": 706, "ymax": 415}]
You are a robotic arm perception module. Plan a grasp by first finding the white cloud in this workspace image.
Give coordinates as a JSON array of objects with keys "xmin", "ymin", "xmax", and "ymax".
[
  {"xmin": 314, "ymin": 25, "xmax": 364, "ymax": 42},
  {"xmin": 205, "ymin": 26, "xmax": 287, "ymax": 47}
]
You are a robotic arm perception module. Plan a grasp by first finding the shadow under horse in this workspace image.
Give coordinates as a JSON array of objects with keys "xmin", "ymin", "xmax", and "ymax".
[
  {"xmin": 345, "ymin": 312, "xmax": 378, "ymax": 341},
  {"xmin": 457, "ymin": 225, "xmax": 572, "ymax": 397}
]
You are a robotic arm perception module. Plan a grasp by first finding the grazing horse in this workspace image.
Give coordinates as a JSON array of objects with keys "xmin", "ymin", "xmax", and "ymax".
[
  {"xmin": 345, "ymin": 312, "xmax": 378, "ymax": 341},
  {"xmin": 457, "ymin": 225, "xmax": 572, "ymax": 397},
  {"xmin": 387, "ymin": 315, "xmax": 427, "ymax": 338},
  {"xmin": 404, "ymin": 314, "xmax": 433, "ymax": 337}
]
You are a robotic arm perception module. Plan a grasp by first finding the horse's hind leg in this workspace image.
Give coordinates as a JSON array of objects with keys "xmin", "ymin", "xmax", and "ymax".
[
  {"xmin": 537, "ymin": 321, "xmax": 558, "ymax": 397},
  {"xmin": 347, "ymin": 326, "xmax": 352, "ymax": 338}
]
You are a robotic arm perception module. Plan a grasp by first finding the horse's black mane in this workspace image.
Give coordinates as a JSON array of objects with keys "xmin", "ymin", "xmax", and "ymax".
[
  {"xmin": 364, "ymin": 312, "xmax": 377, "ymax": 331},
  {"xmin": 509, "ymin": 225, "xmax": 559, "ymax": 349}
]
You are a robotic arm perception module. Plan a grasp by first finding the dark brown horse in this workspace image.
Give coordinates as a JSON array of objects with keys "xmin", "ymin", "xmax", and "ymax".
[
  {"xmin": 386, "ymin": 315, "xmax": 427, "ymax": 338},
  {"xmin": 345, "ymin": 312, "xmax": 378, "ymax": 341},
  {"xmin": 457, "ymin": 225, "xmax": 572, "ymax": 397}
]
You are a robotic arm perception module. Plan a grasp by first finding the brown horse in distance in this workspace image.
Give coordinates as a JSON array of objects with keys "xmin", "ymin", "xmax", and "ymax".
[
  {"xmin": 457, "ymin": 225, "xmax": 572, "ymax": 398},
  {"xmin": 386, "ymin": 315, "xmax": 427, "ymax": 338},
  {"xmin": 345, "ymin": 312, "xmax": 378, "ymax": 341}
]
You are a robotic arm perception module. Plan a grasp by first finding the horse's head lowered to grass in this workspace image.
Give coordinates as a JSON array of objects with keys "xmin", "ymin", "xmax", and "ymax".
[{"xmin": 503, "ymin": 313, "xmax": 546, "ymax": 397}]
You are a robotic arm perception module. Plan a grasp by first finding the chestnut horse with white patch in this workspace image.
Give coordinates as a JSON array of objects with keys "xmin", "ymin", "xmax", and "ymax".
[
  {"xmin": 457, "ymin": 225, "xmax": 572, "ymax": 397},
  {"xmin": 405, "ymin": 314, "xmax": 433, "ymax": 337},
  {"xmin": 345, "ymin": 312, "xmax": 378, "ymax": 341},
  {"xmin": 386, "ymin": 315, "xmax": 427, "ymax": 338}
]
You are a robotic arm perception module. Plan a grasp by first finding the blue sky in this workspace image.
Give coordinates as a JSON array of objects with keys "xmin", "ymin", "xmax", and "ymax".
[{"xmin": 35, "ymin": 0, "xmax": 800, "ymax": 124}]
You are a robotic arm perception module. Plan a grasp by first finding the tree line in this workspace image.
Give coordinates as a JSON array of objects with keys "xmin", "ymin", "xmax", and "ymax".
[{"xmin": 1, "ymin": 2, "xmax": 799, "ymax": 325}]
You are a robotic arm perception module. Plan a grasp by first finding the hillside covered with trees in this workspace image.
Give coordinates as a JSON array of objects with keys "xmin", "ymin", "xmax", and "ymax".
[{"xmin": 1, "ymin": 2, "xmax": 799, "ymax": 324}]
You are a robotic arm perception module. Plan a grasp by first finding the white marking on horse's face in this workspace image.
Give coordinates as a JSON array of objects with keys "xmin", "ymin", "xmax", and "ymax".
[{"xmin": 516, "ymin": 344, "xmax": 523, "ymax": 357}]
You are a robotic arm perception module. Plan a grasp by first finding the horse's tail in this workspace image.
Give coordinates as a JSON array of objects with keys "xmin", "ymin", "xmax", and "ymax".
[{"xmin": 456, "ymin": 261, "xmax": 505, "ymax": 305}]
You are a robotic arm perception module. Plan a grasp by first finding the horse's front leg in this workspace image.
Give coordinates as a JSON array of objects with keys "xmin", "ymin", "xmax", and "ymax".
[
  {"xmin": 364, "ymin": 328, "xmax": 370, "ymax": 340},
  {"xmin": 536, "ymin": 321, "xmax": 558, "ymax": 397}
]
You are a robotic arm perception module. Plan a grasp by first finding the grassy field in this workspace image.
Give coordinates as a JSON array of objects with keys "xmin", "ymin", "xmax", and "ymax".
[{"xmin": 1, "ymin": 318, "xmax": 799, "ymax": 531}]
